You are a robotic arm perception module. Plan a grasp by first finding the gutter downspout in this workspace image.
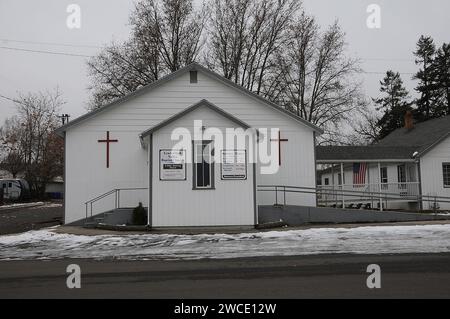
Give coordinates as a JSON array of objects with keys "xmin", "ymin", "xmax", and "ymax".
[{"xmin": 147, "ymin": 134, "xmax": 153, "ymax": 228}]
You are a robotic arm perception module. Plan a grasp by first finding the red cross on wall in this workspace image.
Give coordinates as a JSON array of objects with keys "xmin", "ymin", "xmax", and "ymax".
[
  {"xmin": 98, "ymin": 131, "xmax": 118, "ymax": 168},
  {"xmin": 270, "ymin": 130, "xmax": 288, "ymax": 166}
]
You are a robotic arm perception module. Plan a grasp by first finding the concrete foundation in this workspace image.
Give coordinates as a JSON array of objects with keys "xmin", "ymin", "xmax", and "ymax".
[{"xmin": 258, "ymin": 205, "xmax": 450, "ymax": 225}]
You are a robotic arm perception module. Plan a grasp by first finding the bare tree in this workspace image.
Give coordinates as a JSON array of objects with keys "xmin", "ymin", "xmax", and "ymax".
[
  {"xmin": 0, "ymin": 117, "xmax": 24, "ymax": 178},
  {"xmin": 87, "ymin": 39, "xmax": 163, "ymax": 107},
  {"xmin": 0, "ymin": 89, "xmax": 64, "ymax": 198},
  {"xmin": 345, "ymin": 104, "xmax": 381, "ymax": 145},
  {"xmin": 277, "ymin": 18, "xmax": 363, "ymax": 143},
  {"xmin": 87, "ymin": 0, "xmax": 366, "ymax": 145},
  {"xmin": 206, "ymin": 0, "xmax": 301, "ymax": 96},
  {"xmin": 132, "ymin": 0, "xmax": 206, "ymax": 72},
  {"xmin": 88, "ymin": 0, "xmax": 206, "ymax": 108}
]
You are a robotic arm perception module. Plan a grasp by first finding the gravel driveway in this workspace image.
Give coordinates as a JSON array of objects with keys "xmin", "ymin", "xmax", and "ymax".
[{"xmin": 0, "ymin": 202, "xmax": 63, "ymax": 235}]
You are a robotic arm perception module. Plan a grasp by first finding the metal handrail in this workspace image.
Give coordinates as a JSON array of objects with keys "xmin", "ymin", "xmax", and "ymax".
[
  {"xmin": 257, "ymin": 185, "xmax": 450, "ymax": 206},
  {"xmin": 84, "ymin": 187, "xmax": 148, "ymax": 221},
  {"xmin": 258, "ymin": 184, "xmax": 448, "ymax": 200}
]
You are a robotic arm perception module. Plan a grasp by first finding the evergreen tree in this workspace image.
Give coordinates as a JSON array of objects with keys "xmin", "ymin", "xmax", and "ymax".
[
  {"xmin": 413, "ymin": 35, "xmax": 437, "ymax": 120},
  {"xmin": 373, "ymin": 71, "xmax": 411, "ymax": 139},
  {"xmin": 433, "ymin": 43, "xmax": 450, "ymax": 115}
]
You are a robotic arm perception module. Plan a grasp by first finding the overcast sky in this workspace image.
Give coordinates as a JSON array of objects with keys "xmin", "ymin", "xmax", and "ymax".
[{"xmin": 0, "ymin": 0, "xmax": 449, "ymax": 126}]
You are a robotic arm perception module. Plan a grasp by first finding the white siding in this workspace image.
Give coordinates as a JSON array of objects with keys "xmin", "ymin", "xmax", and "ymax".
[
  {"xmin": 420, "ymin": 136, "xmax": 450, "ymax": 210},
  {"xmin": 65, "ymin": 130, "xmax": 148, "ymax": 223},
  {"xmin": 152, "ymin": 105, "xmax": 255, "ymax": 227},
  {"xmin": 64, "ymin": 70, "xmax": 316, "ymax": 224}
]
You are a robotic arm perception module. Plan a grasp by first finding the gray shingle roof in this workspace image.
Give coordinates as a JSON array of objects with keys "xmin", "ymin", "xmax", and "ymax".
[
  {"xmin": 376, "ymin": 115, "xmax": 450, "ymax": 153},
  {"xmin": 316, "ymin": 115, "xmax": 450, "ymax": 161},
  {"xmin": 316, "ymin": 145, "xmax": 419, "ymax": 161}
]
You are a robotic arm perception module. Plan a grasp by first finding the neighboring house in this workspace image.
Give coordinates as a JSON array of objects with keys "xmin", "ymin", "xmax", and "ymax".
[
  {"xmin": 45, "ymin": 176, "xmax": 64, "ymax": 199},
  {"xmin": 316, "ymin": 114, "xmax": 450, "ymax": 211},
  {"xmin": 56, "ymin": 63, "xmax": 322, "ymax": 227}
]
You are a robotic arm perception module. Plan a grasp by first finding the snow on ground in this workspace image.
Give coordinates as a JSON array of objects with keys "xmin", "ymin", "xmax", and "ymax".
[
  {"xmin": 28, "ymin": 203, "xmax": 62, "ymax": 209},
  {"xmin": 0, "ymin": 224, "xmax": 450, "ymax": 261},
  {"xmin": 0, "ymin": 202, "xmax": 45, "ymax": 209},
  {"xmin": 0, "ymin": 202, "xmax": 62, "ymax": 210}
]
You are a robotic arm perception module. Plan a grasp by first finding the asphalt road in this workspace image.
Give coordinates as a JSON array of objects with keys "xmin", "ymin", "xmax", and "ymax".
[
  {"xmin": 0, "ymin": 203, "xmax": 63, "ymax": 235},
  {"xmin": 0, "ymin": 253, "xmax": 449, "ymax": 298}
]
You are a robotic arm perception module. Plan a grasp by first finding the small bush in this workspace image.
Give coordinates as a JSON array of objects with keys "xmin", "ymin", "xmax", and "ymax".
[{"xmin": 132, "ymin": 202, "xmax": 147, "ymax": 225}]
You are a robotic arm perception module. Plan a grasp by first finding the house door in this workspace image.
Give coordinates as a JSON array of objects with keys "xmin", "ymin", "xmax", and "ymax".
[{"xmin": 397, "ymin": 164, "xmax": 407, "ymax": 191}]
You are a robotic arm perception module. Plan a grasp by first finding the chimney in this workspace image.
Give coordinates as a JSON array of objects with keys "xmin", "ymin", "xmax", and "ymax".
[{"xmin": 404, "ymin": 110, "xmax": 414, "ymax": 130}]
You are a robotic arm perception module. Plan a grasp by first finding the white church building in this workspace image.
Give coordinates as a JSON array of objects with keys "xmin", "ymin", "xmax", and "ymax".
[{"xmin": 56, "ymin": 63, "xmax": 322, "ymax": 228}]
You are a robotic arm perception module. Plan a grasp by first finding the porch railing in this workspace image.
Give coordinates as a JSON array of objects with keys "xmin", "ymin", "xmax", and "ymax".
[
  {"xmin": 317, "ymin": 182, "xmax": 421, "ymax": 206},
  {"xmin": 257, "ymin": 184, "xmax": 450, "ymax": 212}
]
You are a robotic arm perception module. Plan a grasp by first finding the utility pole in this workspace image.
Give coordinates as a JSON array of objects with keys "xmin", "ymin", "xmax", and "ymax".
[{"xmin": 58, "ymin": 114, "xmax": 71, "ymax": 125}]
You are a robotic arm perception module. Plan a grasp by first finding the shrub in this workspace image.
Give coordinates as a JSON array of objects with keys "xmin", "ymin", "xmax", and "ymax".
[{"xmin": 132, "ymin": 202, "xmax": 147, "ymax": 225}]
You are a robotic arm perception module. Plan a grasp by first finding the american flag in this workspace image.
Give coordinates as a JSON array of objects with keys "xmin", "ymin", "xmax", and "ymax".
[{"xmin": 353, "ymin": 162, "xmax": 367, "ymax": 185}]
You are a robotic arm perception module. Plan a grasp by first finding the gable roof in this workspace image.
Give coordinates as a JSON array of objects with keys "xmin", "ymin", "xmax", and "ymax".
[
  {"xmin": 56, "ymin": 62, "xmax": 323, "ymax": 136},
  {"xmin": 316, "ymin": 145, "xmax": 418, "ymax": 162},
  {"xmin": 140, "ymin": 99, "xmax": 251, "ymax": 137},
  {"xmin": 376, "ymin": 115, "xmax": 450, "ymax": 156}
]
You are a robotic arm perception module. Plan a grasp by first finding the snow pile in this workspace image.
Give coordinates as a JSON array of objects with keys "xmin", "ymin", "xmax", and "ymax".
[
  {"xmin": 0, "ymin": 202, "xmax": 45, "ymax": 209},
  {"xmin": 0, "ymin": 224, "xmax": 450, "ymax": 260}
]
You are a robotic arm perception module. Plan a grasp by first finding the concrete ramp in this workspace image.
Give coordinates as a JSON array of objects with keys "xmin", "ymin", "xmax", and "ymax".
[{"xmin": 258, "ymin": 205, "xmax": 450, "ymax": 226}]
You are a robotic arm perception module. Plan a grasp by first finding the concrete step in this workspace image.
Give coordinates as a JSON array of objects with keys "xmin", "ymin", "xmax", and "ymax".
[{"xmin": 83, "ymin": 221, "xmax": 99, "ymax": 228}]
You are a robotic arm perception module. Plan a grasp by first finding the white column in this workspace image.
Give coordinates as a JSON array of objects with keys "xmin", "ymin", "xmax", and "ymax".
[
  {"xmin": 341, "ymin": 162, "xmax": 345, "ymax": 208},
  {"xmin": 367, "ymin": 163, "xmax": 371, "ymax": 208},
  {"xmin": 378, "ymin": 162, "xmax": 383, "ymax": 211},
  {"xmin": 331, "ymin": 164, "xmax": 335, "ymax": 206}
]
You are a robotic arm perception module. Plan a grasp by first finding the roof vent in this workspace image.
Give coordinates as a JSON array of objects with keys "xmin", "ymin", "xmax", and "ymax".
[{"xmin": 190, "ymin": 70, "xmax": 198, "ymax": 84}]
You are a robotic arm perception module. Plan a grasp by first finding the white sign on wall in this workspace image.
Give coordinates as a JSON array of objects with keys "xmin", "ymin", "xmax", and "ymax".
[
  {"xmin": 221, "ymin": 150, "xmax": 247, "ymax": 180},
  {"xmin": 160, "ymin": 150, "xmax": 186, "ymax": 180}
]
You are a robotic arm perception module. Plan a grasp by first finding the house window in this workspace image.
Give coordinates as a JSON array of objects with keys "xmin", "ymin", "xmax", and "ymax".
[
  {"xmin": 324, "ymin": 178, "xmax": 329, "ymax": 185},
  {"xmin": 443, "ymin": 163, "xmax": 450, "ymax": 188},
  {"xmin": 190, "ymin": 71, "xmax": 198, "ymax": 84},
  {"xmin": 193, "ymin": 141, "xmax": 214, "ymax": 189},
  {"xmin": 338, "ymin": 173, "xmax": 342, "ymax": 185}
]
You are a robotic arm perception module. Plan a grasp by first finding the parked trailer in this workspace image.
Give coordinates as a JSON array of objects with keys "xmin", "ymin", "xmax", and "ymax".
[{"xmin": 0, "ymin": 179, "xmax": 31, "ymax": 201}]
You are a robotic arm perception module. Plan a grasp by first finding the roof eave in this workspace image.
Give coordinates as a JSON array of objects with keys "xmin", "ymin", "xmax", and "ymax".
[
  {"xmin": 56, "ymin": 62, "xmax": 323, "ymax": 135},
  {"xmin": 316, "ymin": 159, "xmax": 416, "ymax": 163},
  {"xmin": 140, "ymin": 99, "xmax": 252, "ymax": 138}
]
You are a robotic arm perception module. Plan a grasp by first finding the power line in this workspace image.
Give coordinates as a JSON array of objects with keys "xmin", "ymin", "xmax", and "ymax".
[
  {"xmin": 361, "ymin": 57, "xmax": 415, "ymax": 62},
  {"xmin": 0, "ymin": 38, "xmax": 101, "ymax": 49},
  {"xmin": 0, "ymin": 93, "xmax": 25, "ymax": 107},
  {"xmin": 0, "ymin": 46, "xmax": 93, "ymax": 58},
  {"xmin": 0, "ymin": 93, "xmax": 18, "ymax": 103},
  {"xmin": 0, "ymin": 45, "xmax": 417, "ymax": 76},
  {"xmin": 362, "ymin": 71, "xmax": 415, "ymax": 75}
]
